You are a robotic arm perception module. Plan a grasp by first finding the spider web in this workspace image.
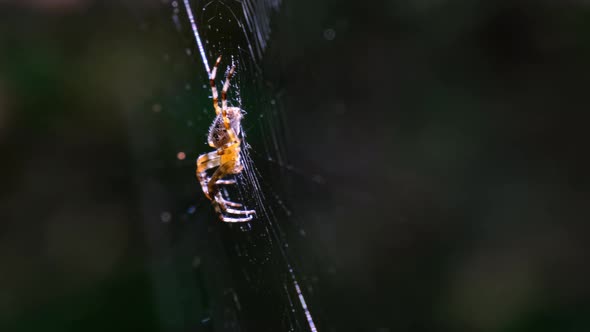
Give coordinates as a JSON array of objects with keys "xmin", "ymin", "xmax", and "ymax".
[{"xmin": 142, "ymin": 1, "xmax": 320, "ymax": 331}]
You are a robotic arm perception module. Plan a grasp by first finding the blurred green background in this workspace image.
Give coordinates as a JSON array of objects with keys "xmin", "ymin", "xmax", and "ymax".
[{"xmin": 1, "ymin": 0, "xmax": 590, "ymax": 331}]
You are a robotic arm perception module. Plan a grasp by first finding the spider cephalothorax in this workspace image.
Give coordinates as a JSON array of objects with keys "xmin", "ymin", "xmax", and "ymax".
[
  {"xmin": 207, "ymin": 107, "xmax": 242, "ymax": 147},
  {"xmin": 196, "ymin": 56, "xmax": 255, "ymax": 222}
]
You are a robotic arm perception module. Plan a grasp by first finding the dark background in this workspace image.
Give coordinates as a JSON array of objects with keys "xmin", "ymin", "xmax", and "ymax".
[{"xmin": 1, "ymin": 0, "xmax": 589, "ymax": 331}]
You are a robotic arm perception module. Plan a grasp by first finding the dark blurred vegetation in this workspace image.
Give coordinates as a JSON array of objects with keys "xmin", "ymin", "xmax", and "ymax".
[{"xmin": 1, "ymin": 0, "xmax": 590, "ymax": 331}]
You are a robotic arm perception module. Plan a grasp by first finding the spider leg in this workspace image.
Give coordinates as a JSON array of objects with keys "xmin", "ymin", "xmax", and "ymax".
[
  {"xmin": 196, "ymin": 151, "xmax": 220, "ymax": 173},
  {"xmin": 207, "ymin": 161, "xmax": 235, "ymax": 200},
  {"xmin": 213, "ymin": 195, "xmax": 255, "ymax": 215},
  {"xmin": 197, "ymin": 151, "xmax": 243, "ymax": 205},
  {"xmin": 196, "ymin": 151, "xmax": 220, "ymax": 200},
  {"xmin": 218, "ymin": 64, "xmax": 241, "ymax": 148},
  {"xmin": 218, "ymin": 214, "xmax": 254, "ymax": 223},
  {"xmin": 215, "ymin": 179, "xmax": 236, "ymax": 185},
  {"xmin": 215, "ymin": 179, "xmax": 241, "ymax": 204},
  {"xmin": 221, "ymin": 64, "xmax": 235, "ymax": 112},
  {"xmin": 210, "ymin": 55, "xmax": 222, "ymax": 115},
  {"xmin": 208, "ymin": 161, "xmax": 255, "ymax": 221},
  {"xmin": 213, "ymin": 185, "xmax": 255, "ymax": 214},
  {"xmin": 214, "ymin": 193, "xmax": 243, "ymax": 208},
  {"xmin": 213, "ymin": 198, "xmax": 255, "ymax": 223}
]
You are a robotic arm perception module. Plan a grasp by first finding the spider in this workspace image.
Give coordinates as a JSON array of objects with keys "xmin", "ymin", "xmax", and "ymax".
[{"xmin": 196, "ymin": 55, "xmax": 255, "ymax": 222}]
